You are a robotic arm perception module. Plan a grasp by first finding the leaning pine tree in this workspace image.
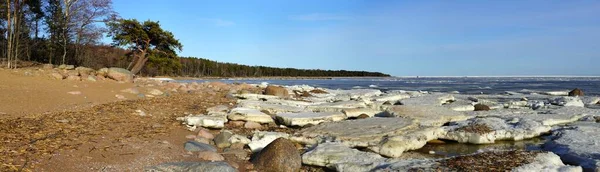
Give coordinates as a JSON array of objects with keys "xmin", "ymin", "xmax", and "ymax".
[{"xmin": 106, "ymin": 19, "xmax": 183, "ymax": 75}]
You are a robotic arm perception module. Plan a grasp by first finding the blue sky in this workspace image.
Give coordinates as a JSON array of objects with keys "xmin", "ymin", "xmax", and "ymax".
[{"xmin": 111, "ymin": 0, "xmax": 600, "ymax": 76}]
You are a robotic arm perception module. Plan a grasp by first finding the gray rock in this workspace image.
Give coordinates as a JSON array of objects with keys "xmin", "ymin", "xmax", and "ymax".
[
  {"xmin": 145, "ymin": 162, "xmax": 236, "ymax": 172},
  {"xmin": 214, "ymin": 130, "xmax": 233, "ymax": 148},
  {"xmin": 183, "ymin": 141, "xmax": 216, "ymax": 152},
  {"xmin": 107, "ymin": 67, "xmax": 133, "ymax": 82}
]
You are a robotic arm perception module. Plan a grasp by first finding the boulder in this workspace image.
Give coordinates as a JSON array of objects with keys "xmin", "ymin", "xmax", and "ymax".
[
  {"xmin": 474, "ymin": 104, "xmax": 490, "ymax": 111},
  {"xmin": 145, "ymin": 162, "xmax": 236, "ymax": 172},
  {"xmin": 568, "ymin": 88, "xmax": 584, "ymax": 97},
  {"xmin": 264, "ymin": 85, "xmax": 289, "ymax": 98},
  {"xmin": 252, "ymin": 138, "xmax": 301, "ymax": 172},
  {"xmin": 107, "ymin": 67, "xmax": 133, "ymax": 82}
]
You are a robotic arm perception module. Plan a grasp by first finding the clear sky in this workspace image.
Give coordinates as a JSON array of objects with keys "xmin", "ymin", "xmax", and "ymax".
[{"xmin": 111, "ymin": 0, "xmax": 600, "ymax": 76}]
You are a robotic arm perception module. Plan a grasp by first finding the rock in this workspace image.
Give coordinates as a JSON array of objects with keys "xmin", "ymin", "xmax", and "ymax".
[
  {"xmin": 229, "ymin": 134, "xmax": 251, "ymax": 145},
  {"xmin": 184, "ymin": 141, "xmax": 217, "ymax": 152},
  {"xmin": 50, "ymin": 72, "xmax": 64, "ymax": 80},
  {"xmin": 65, "ymin": 75, "xmax": 81, "ymax": 81},
  {"xmin": 197, "ymin": 128, "xmax": 214, "ymax": 139},
  {"xmin": 228, "ymin": 107, "xmax": 274, "ymax": 124},
  {"xmin": 97, "ymin": 68, "xmax": 109, "ymax": 77},
  {"xmin": 292, "ymin": 117, "xmax": 416, "ymax": 147},
  {"xmin": 145, "ymin": 162, "xmax": 236, "ymax": 172},
  {"xmin": 177, "ymin": 115, "xmax": 227, "ymax": 129},
  {"xmin": 58, "ymin": 64, "xmax": 75, "ymax": 70},
  {"xmin": 264, "ymin": 85, "xmax": 289, "ymax": 98},
  {"xmin": 569, "ymin": 88, "xmax": 584, "ymax": 97},
  {"xmin": 244, "ymin": 121, "xmax": 262, "ymax": 129},
  {"xmin": 214, "ymin": 130, "xmax": 233, "ymax": 148},
  {"xmin": 197, "ymin": 151, "xmax": 225, "ymax": 161},
  {"xmin": 551, "ymin": 97, "xmax": 585, "ymax": 107},
  {"xmin": 252, "ymin": 138, "xmax": 301, "ymax": 172},
  {"xmin": 474, "ymin": 104, "xmax": 490, "ymax": 111},
  {"xmin": 224, "ymin": 148, "xmax": 248, "ymax": 160},
  {"xmin": 147, "ymin": 88, "xmax": 164, "ymax": 96},
  {"xmin": 441, "ymin": 117, "xmax": 550, "ymax": 144},
  {"xmin": 248, "ymin": 131, "xmax": 289, "ymax": 152},
  {"xmin": 385, "ymin": 105, "xmax": 471, "ymax": 127},
  {"xmin": 106, "ymin": 67, "xmax": 133, "ymax": 82},
  {"xmin": 276, "ymin": 112, "xmax": 347, "ymax": 127},
  {"xmin": 75, "ymin": 67, "xmax": 95, "ymax": 77},
  {"xmin": 543, "ymin": 122, "xmax": 600, "ymax": 171},
  {"xmin": 310, "ymin": 89, "xmax": 328, "ymax": 94},
  {"xmin": 302, "ymin": 142, "xmax": 387, "ymax": 171},
  {"xmin": 194, "ymin": 137, "xmax": 211, "ymax": 144},
  {"xmin": 42, "ymin": 64, "xmax": 54, "ymax": 69},
  {"xmin": 356, "ymin": 114, "xmax": 370, "ymax": 119}
]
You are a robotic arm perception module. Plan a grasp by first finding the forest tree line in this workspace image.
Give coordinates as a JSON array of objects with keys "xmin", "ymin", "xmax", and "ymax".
[{"xmin": 0, "ymin": 0, "xmax": 390, "ymax": 77}]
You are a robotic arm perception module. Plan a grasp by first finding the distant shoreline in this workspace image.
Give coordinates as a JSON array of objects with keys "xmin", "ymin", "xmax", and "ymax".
[
  {"xmin": 165, "ymin": 75, "xmax": 600, "ymax": 81},
  {"xmin": 169, "ymin": 76, "xmax": 391, "ymax": 80}
]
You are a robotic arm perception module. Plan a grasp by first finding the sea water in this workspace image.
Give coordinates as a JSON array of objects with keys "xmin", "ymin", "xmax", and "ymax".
[{"xmin": 182, "ymin": 77, "xmax": 600, "ymax": 96}]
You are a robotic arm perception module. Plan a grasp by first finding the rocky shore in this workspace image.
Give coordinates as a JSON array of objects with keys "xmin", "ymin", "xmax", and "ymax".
[
  {"xmin": 173, "ymin": 83, "xmax": 598, "ymax": 171},
  {"xmin": 2, "ymin": 65, "xmax": 600, "ymax": 171}
]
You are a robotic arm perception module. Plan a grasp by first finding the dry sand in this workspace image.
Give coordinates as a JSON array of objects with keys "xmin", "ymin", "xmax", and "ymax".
[
  {"xmin": 0, "ymin": 67, "xmax": 238, "ymax": 171},
  {"xmin": 0, "ymin": 68, "xmax": 136, "ymax": 118}
]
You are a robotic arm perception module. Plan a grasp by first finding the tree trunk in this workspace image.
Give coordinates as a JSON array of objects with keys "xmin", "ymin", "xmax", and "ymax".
[
  {"xmin": 129, "ymin": 51, "xmax": 147, "ymax": 75},
  {"xmin": 6, "ymin": 0, "xmax": 12, "ymax": 68}
]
